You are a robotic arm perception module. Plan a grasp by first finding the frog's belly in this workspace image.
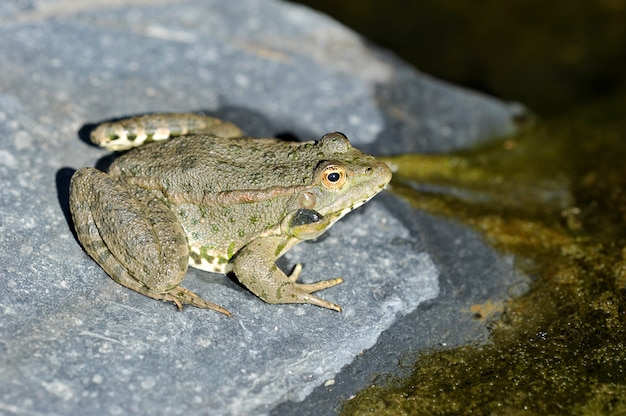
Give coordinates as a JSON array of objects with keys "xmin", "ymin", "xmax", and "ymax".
[
  {"xmin": 187, "ymin": 248, "xmax": 233, "ymax": 275},
  {"xmin": 176, "ymin": 204, "xmax": 266, "ymax": 275}
]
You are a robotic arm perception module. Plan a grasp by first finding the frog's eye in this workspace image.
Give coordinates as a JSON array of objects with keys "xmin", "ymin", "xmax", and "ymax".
[{"xmin": 321, "ymin": 164, "xmax": 347, "ymax": 190}]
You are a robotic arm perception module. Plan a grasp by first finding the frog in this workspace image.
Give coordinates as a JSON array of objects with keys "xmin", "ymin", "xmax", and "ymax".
[{"xmin": 70, "ymin": 113, "xmax": 392, "ymax": 316}]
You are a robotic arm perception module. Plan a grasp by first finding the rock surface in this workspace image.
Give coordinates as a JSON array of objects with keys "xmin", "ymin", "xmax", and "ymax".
[{"xmin": 0, "ymin": 1, "xmax": 525, "ymax": 415}]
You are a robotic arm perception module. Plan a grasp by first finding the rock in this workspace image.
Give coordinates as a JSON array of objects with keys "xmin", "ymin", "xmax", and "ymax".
[{"xmin": 0, "ymin": 1, "xmax": 524, "ymax": 415}]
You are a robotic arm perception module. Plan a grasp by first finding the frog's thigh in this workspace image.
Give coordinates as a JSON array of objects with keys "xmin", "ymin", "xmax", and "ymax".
[
  {"xmin": 232, "ymin": 237, "xmax": 343, "ymax": 312},
  {"xmin": 70, "ymin": 167, "xmax": 188, "ymax": 295}
]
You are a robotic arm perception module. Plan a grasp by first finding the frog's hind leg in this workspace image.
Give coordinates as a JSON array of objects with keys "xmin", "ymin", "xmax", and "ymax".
[
  {"xmin": 90, "ymin": 113, "xmax": 244, "ymax": 151},
  {"xmin": 70, "ymin": 167, "xmax": 231, "ymax": 316}
]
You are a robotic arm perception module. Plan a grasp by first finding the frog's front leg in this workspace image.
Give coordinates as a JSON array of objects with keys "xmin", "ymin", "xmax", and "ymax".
[
  {"xmin": 231, "ymin": 236, "xmax": 344, "ymax": 312},
  {"xmin": 70, "ymin": 167, "xmax": 231, "ymax": 316}
]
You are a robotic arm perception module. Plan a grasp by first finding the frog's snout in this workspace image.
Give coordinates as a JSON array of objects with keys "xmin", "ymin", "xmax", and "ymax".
[{"xmin": 373, "ymin": 160, "xmax": 393, "ymax": 187}]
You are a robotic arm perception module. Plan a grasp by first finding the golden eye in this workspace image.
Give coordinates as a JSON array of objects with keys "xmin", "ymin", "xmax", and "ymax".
[{"xmin": 321, "ymin": 164, "xmax": 347, "ymax": 189}]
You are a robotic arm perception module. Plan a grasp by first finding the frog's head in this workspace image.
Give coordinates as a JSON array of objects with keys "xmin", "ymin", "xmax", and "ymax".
[{"xmin": 292, "ymin": 132, "xmax": 392, "ymax": 234}]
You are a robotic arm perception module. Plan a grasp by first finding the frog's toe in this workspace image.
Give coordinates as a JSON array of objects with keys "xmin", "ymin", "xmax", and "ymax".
[
  {"xmin": 289, "ymin": 277, "xmax": 344, "ymax": 312},
  {"xmin": 295, "ymin": 277, "xmax": 344, "ymax": 293},
  {"xmin": 295, "ymin": 291, "xmax": 343, "ymax": 312},
  {"xmin": 287, "ymin": 263, "xmax": 303, "ymax": 282},
  {"xmin": 164, "ymin": 294, "xmax": 184, "ymax": 311},
  {"xmin": 166, "ymin": 286, "xmax": 232, "ymax": 316}
]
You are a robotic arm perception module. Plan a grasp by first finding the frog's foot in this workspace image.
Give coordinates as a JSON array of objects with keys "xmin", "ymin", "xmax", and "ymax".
[
  {"xmin": 165, "ymin": 286, "xmax": 232, "ymax": 316},
  {"xmin": 290, "ymin": 279, "xmax": 344, "ymax": 312},
  {"xmin": 107, "ymin": 274, "xmax": 231, "ymax": 316},
  {"xmin": 287, "ymin": 264, "xmax": 343, "ymax": 309}
]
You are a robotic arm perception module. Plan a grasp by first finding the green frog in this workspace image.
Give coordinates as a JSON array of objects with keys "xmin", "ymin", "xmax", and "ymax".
[{"xmin": 70, "ymin": 113, "xmax": 392, "ymax": 316}]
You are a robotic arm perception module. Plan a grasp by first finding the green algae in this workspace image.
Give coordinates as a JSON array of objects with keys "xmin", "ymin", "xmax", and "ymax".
[{"xmin": 342, "ymin": 99, "xmax": 626, "ymax": 415}]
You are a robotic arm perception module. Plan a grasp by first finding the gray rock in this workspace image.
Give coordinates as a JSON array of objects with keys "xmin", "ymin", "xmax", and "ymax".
[{"xmin": 0, "ymin": 1, "xmax": 525, "ymax": 415}]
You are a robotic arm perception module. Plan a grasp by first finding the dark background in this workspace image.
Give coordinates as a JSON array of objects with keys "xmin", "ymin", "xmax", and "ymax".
[{"xmin": 292, "ymin": 0, "xmax": 626, "ymax": 116}]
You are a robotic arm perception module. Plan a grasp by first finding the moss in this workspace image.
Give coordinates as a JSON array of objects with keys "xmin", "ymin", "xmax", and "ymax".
[{"xmin": 342, "ymin": 99, "xmax": 626, "ymax": 415}]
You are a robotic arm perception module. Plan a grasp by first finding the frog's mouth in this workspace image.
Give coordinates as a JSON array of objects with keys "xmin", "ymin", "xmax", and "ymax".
[{"xmin": 322, "ymin": 191, "xmax": 383, "ymax": 227}]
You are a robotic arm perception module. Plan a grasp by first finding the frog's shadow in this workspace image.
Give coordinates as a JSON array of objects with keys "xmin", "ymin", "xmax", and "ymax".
[
  {"xmin": 77, "ymin": 122, "xmax": 99, "ymax": 147},
  {"xmin": 56, "ymin": 167, "xmax": 79, "ymax": 243},
  {"xmin": 57, "ymin": 120, "xmax": 116, "ymax": 244}
]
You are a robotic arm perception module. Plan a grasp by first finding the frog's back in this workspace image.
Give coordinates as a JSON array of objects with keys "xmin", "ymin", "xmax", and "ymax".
[{"xmin": 109, "ymin": 134, "xmax": 320, "ymax": 193}]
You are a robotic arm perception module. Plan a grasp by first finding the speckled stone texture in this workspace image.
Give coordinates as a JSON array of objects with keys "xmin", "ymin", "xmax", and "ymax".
[{"xmin": 0, "ymin": 1, "xmax": 525, "ymax": 415}]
